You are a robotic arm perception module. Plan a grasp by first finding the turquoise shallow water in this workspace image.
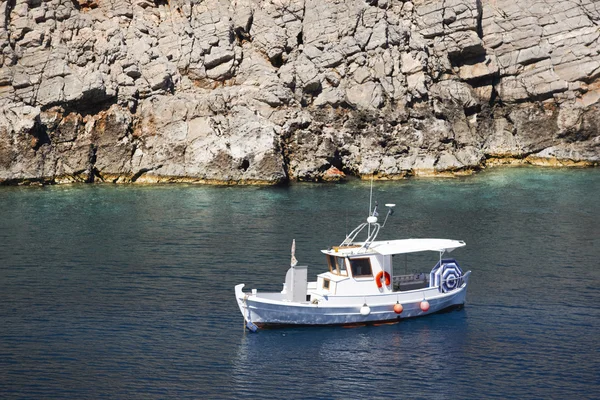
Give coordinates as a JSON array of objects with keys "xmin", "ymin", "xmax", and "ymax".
[{"xmin": 0, "ymin": 167, "xmax": 599, "ymax": 399}]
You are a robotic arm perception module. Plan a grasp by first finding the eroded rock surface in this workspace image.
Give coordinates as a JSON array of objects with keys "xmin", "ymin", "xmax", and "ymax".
[{"xmin": 0, "ymin": 0, "xmax": 598, "ymax": 184}]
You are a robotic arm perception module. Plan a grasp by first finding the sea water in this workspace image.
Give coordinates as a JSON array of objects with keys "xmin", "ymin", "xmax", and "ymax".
[{"xmin": 0, "ymin": 167, "xmax": 598, "ymax": 399}]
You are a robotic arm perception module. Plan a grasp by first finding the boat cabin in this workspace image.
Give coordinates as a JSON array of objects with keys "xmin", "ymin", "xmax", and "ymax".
[{"xmin": 283, "ymin": 238, "xmax": 465, "ymax": 303}]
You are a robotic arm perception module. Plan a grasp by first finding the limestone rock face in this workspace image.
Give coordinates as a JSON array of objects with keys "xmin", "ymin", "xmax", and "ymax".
[{"xmin": 0, "ymin": 0, "xmax": 598, "ymax": 184}]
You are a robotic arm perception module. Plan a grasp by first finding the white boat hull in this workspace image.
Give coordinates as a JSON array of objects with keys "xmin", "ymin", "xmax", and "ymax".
[{"xmin": 235, "ymin": 273, "xmax": 469, "ymax": 328}]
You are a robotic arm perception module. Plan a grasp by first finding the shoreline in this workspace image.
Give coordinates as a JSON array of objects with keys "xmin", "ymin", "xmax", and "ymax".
[{"xmin": 2, "ymin": 159, "xmax": 597, "ymax": 187}]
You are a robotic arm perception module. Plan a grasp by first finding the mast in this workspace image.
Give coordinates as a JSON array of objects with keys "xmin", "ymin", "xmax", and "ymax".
[
  {"xmin": 368, "ymin": 177, "xmax": 373, "ymax": 237},
  {"xmin": 339, "ymin": 179, "xmax": 394, "ymax": 248}
]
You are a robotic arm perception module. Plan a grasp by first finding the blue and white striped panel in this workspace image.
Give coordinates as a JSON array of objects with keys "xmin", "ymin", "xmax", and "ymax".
[
  {"xmin": 430, "ymin": 259, "xmax": 464, "ymax": 292},
  {"xmin": 429, "ymin": 260, "xmax": 442, "ymax": 289},
  {"xmin": 440, "ymin": 261, "xmax": 463, "ymax": 293}
]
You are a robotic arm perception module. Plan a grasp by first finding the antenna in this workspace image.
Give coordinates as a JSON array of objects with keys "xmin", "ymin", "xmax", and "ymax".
[
  {"xmin": 369, "ymin": 177, "xmax": 373, "ymax": 216},
  {"xmin": 368, "ymin": 177, "xmax": 374, "ymax": 236},
  {"xmin": 345, "ymin": 207, "xmax": 348, "ymax": 238}
]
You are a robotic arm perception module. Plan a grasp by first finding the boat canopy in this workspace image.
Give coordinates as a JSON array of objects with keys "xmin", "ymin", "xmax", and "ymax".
[{"xmin": 366, "ymin": 239, "xmax": 466, "ymax": 255}]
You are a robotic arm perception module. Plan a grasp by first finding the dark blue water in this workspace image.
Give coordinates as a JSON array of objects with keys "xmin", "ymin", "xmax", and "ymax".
[{"xmin": 1, "ymin": 167, "xmax": 599, "ymax": 399}]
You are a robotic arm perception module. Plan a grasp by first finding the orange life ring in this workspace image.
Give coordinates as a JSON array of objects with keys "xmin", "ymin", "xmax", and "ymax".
[{"xmin": 375, "ymin": 271, "xmax": 391, "ymax": 288}]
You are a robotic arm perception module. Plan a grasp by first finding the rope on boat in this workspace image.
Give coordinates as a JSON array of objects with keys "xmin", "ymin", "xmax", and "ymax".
[{"xmin": 242, "ymin": 294, "xmax": 258, "ymax": 333}]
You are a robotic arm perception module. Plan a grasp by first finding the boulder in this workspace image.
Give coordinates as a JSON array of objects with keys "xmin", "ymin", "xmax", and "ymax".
[{"xmin": 346, "ymin": 82, "xmax": 384, "ymax": 109}]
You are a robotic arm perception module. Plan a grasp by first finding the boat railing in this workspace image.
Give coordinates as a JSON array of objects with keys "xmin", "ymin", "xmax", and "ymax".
[
  {"xmin": 392, "ymin": 271, "xmax": 471, "ymax": 292},
  {"xmin": 323, "ymin": 271, "xmax": 472, "ymax": 304},
  {"xmin": 393, "ymin": 273, "xmax": 428, "ymax": 283},
  {"xmin": 362, "ymin": 223, "xmax": 380, "ymax": 249},
  {"xmin": 339, "ymin": 222, "xmax": 368, "ymax": 247},
  {"xmin": 433, "ymin": 271, "xmax": 471, "ymax": 291},
  {"xmin": 339, "ymin": 221, "xmax": 382, "ymax": 250}
]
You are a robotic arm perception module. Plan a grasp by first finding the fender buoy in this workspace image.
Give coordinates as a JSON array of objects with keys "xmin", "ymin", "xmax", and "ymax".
[
  {"xmin": 360, "ymin": 304, "xmax": 371, "ymax": 316},
  {"xmin": 375, "ymin": 271, "xmax": 391, "ymax": 288},
  {"xmin": 393, "ymin": 302, "xmax": 403, "ymax": 314},
  {"xmin": 420, "ymin": 300, "xmax": 430, "ymax": 312}
]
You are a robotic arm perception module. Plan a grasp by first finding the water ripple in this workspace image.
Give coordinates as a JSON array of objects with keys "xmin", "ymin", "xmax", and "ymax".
[{"xmin": 1, "ymin": 168, "xmax": 599, "ymax": 399}]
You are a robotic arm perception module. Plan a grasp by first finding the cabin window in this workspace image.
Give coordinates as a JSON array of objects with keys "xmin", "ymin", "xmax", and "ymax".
[
  {"xmin": 326, "ymin": 255, "xmax": 348, "ymax": 276},
  {"xmin": 349, "ymin": 258, "xmax": 373, "ymax": 278},
  {"xmin": 323, "ymin": 278, "xmax": 330, "ymax": 290},
  {"xmin": 327, "ymin": 255, "xmax": 335, "ymax": 273},
  {"xmin": 336, "ymin": 257, "xmax": 348, "ymax": 276}
]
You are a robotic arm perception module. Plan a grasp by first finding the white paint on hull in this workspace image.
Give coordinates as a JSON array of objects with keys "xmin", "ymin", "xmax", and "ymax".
[{"xmin": 235, "ymin": 274, "xmax": 469, "ymax": 327}]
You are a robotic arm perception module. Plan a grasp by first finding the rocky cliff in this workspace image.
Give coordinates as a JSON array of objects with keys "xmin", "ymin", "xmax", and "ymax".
[{"xmin": 0, "ymin": 0, "xmax": 599, "ymax": 184}]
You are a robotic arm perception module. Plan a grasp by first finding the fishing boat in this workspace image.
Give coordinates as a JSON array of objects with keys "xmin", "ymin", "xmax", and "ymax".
[{"xmin": 234, "ymin": 195, "xmax": 471, "ymax": 331}]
